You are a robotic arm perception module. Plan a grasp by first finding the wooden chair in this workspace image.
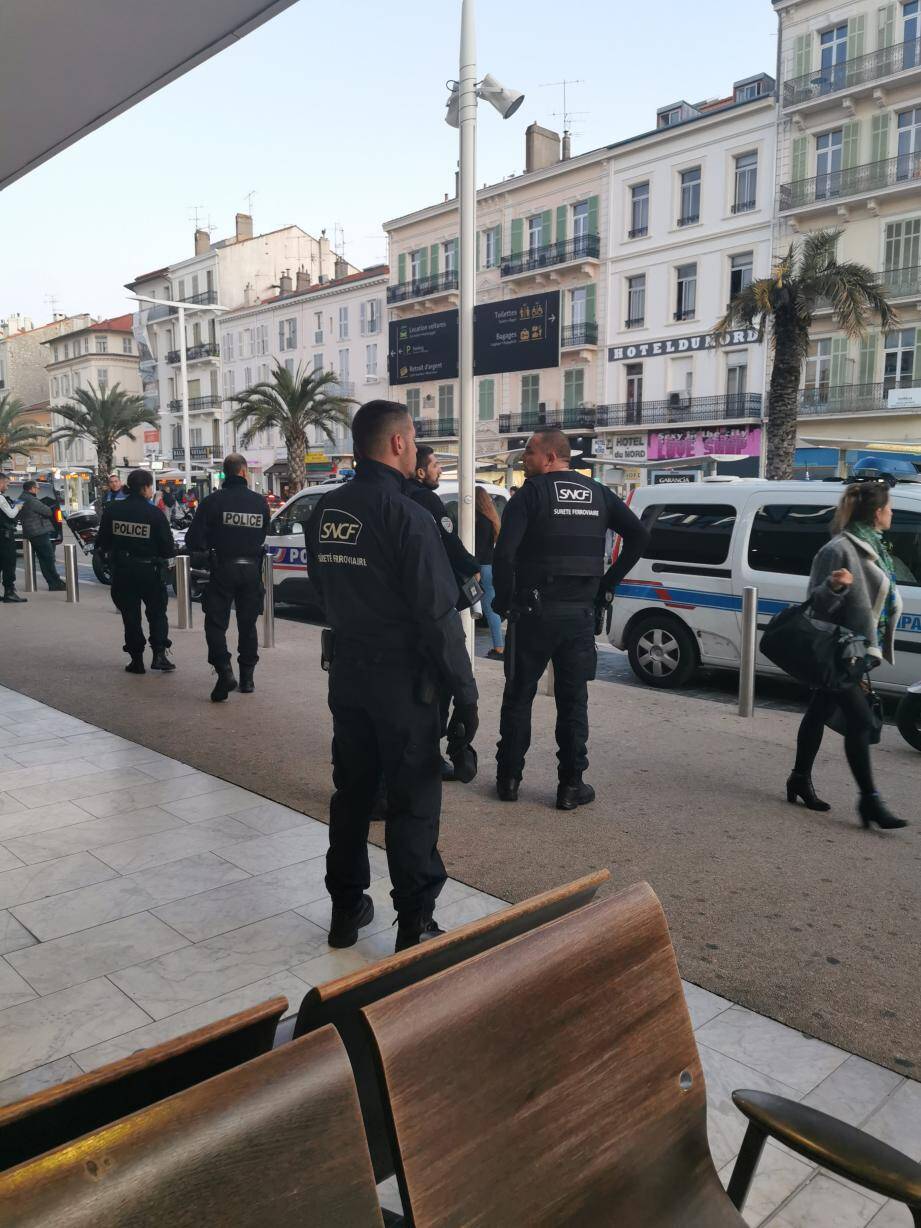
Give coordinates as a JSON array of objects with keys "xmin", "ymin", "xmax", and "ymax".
[
  {"xmin": 0, "ymin": 996, "xmax": 287, "ymax": 1172},
  {"xmin": 0, "ymin": 1024, "xmax": 384, "ymax": 1228},
  {"xmin": 362, "ymin": 882, "xmax": 921, "ymax": 1227},
  {"xmin": 290, "ymin": 870, "xmax": 609, "ymax": 1183}
]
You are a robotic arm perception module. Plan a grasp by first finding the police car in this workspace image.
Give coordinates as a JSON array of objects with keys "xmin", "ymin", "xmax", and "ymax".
[{"xmin": 267, "ymin": 477, "xmax": 508, "ymax": 610}]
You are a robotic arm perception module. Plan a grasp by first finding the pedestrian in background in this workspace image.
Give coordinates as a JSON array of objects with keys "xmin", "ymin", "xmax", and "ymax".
[
  {"xmin": 102, "ymin": 474, "xmax": 126, "ymax": 503},
  {"xmin": 18, "ymin": 479, "xmax": 65, "ymax": 592},
  {"xmin": 0, "ymin": 473, "xmax": 26, "ymax": 603},
  {"xmin": 788, "ymin": 480, "xmax": 908, "ymax": 830},
  {"xmin": 475, "ymin": 484, "xmax": 504, "ymax": 660}
]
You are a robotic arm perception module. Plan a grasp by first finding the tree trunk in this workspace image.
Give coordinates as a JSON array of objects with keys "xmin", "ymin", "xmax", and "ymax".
[
  {"xmin": 286, "ymin": 430, "xmax": 307, "ymax": 491},
  {"xmin": 765, "ymin": 310, "xmax": 805, "ymax": 481},
  {"xmin": 94, "ymin": 447, "xmax": 113, "ymax": 515}
]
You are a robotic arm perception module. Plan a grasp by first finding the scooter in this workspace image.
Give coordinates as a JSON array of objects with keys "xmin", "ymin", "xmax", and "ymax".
[{"xmin": 897, "ymin": 681, "xmax": 921, "ymax": 752}]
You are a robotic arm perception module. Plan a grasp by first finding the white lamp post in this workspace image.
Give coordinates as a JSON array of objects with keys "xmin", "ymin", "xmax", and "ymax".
[
  {"xmin": 446, "ymin": 0, "xmax": 523, "ymax": 661},
  {"xmin": 128, "ymin": 293, "xmax": 228, "ymax": 490}
]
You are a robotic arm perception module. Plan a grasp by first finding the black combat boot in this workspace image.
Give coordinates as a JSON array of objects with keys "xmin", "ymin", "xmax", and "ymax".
[
  {"xmin": 210, "ymin": 666, "xmax": 237, "ymax": 702},
  {"xmin": 496, "ymin": 775, "xmax": 520, "ymax": 802},
  {"xmin": 2, "ymin": 590, "xmax": 26, "ymax": 603},
  {"xmin": 125, "ymin": 655, "xmax": 146, "ymax": 674},
  {"xmin": 556, "ymin": 777, "xmax": 596, "ymax": 811},
  {"xmin": 150, "ymin": 649, "xmax": 176, "ymax": 672},
  {"xmin": 328, "ymin": 895, "xmax": 374, "ymax": 949},
  {"xmin": 395, "ymin": 912, "xmax": 445, "ymax": 953},
  {"xmin": 238, "ymin": 665, "xmax": 255, "ymax": 694}
]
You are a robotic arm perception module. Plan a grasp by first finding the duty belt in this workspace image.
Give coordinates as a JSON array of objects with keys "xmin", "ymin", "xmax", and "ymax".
[{"xmin": 216, "ymin": 555, "xmax": 263, "ymax": 566}]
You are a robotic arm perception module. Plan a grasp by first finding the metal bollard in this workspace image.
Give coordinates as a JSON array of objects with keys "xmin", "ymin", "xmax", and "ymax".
[
  {"xmin": 739, "ymin": 585, "xmax": 758, "ymax": 718},
  {"xmin": 63, "ymin": 544, "xmax": 80, "ymax": 603},
  {"xmin": 261, "ymin": 551, "xmax": 275, "ymax": 648},
  {"xmin": 175, "ymin": 555, "xmax": 193, "ymax": 630},
  {"xmin": 540, "ymin": 660, "xmax": 555, "ymax": 697},
  {"xmin": 21, "ymin": 540, "xmax": 36, "ymax": 593}
]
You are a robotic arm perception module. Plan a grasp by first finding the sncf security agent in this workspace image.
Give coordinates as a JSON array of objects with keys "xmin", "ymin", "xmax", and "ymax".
[
  {"xmin": 185, "ymin": 454, "xmax": 271, "ymax": 702},
  {"xmin": 95, "ymin": 468, "xmax": 177, "ymax": 674},
  {"xmin": 492, "ymin": 429, "xmax": 649, "ymax": 810},
  {"xmin": 306, "ymin": 400, "xmax": 478, "ymax": 954}
]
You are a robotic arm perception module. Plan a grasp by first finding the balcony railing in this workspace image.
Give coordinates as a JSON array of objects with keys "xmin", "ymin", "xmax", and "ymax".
[
  {"xmin": 813, "ymin": 265, "xmax": 921, "ymax": 311},
  {"xmin": 169, "ymin": 291, "xmax": 218, "ymax": 311},
  {"xmin": 784, "ymin": 37, "xmax": 921, "ymax": 108},
  {"xmin": 798, "ymin": 379, "xmax": 921, "ymax": 416},
  {"xmin": 677, "ymin": 213, "xmax": 700, "ymax": 227},
  {"xmin": 561, "ymin": 322, "xmax": 599, "ymax": 347},
  {"xmin": 500, "ymin": 233, "xmax": 600, "ymax": 277},
  {"xmin": 171, "ymin": 445, "xmax": 220, "ymax": 461},
  {"xmin": 165, "ymin": 342, "xmax": 220, "ymax": 363},
  {"xmin": 731, "ymin": 200, "xmax": 756, "ymax": 214},
  {"xmin": 780, "ymin": 154, "xmax": 921, "ymax": 212},
  {"xmin": 624, "ymin": 317, "xmax": 645, "ymax": 329},
  {"xmin": 498, "ymin": 407, "xmax": 598, "ymax": 433},
  {"xmin": 627, "ymin": 226, "xmax": 648, "ymax": 239},
  {"xmin": 413, "ymin": 417, "xmax": 458, "ymax": 438},
  {"xmin": 595, "ymin": 393, "xmax": 762, "ymax": 428},
  {"xmin": 167, "ymin": 396, "xmax": 222, "ymax": 412},
  {"xmin": 387, "ymin": 270, "xmax": 459, "ymax": 304}
]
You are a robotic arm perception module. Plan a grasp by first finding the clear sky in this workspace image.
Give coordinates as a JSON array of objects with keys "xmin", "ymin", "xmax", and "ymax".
[{"xmin": 0, "ymin": 0, "xmax": 778, "ymax": 325}]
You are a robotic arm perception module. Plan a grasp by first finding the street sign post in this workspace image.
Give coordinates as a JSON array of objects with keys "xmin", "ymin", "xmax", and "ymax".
[
  {"xmin": 388, "ymin": 310, "xmax": 459, "ymax": 385},
  {"xmin": 473, "ymin": 290, "xmax": 560, "ymax": 376}
]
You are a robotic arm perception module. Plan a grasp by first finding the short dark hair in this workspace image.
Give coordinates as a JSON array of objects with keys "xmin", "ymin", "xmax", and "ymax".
[
  {"xmin": 223, "ymin": 452, "xmax": 247, "ymax": 477},
  {"xmin": 127, "ymin": 468, "xmax": 153, "ymax": 495},
  {"xmin": 22, "ymin": 479, "xmax": 37, "ymax": 493},
  {"xmin": 351, "ymin": 399, "xmax": 411, "ymax": 461},
  {"xmin": 531, "ymin": 428, "xmax": 571, "ymax": 460},
  {"xmin": 415, "ymin": 444, "xmax": 435, "ymax": 473}
]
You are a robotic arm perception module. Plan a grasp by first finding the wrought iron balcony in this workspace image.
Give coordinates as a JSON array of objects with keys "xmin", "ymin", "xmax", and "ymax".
[
  {"xmin": 624, "ymin": 317, "xmax": 645, "ymax": 330},
  {"xmin": 497, "ymin": 407, "xmax": 598, "ymax": 433},
  {"xmin": 165, "ymin": 342, "xmax": 220, "ymax": 363},
  {"xmin": 413, "ymin": 417, "xmax": 458, "ymax": 438},
  {"xmin": 784, "ymin": 37, "xmax": 921, "ymax": 109},
  {"xmin": 500, "ymin": 233, "xmax": 600, "ymax": 278},
  {"xmin": 168, "ymin": 291, "xmax": 218, "ymax": 312},
  {"xmin": 677, "ymin": 213, "xmax": 700, "ymax": 227},
  {"xmin": 595, "ymin": 393, "xmax": 762, "ymax": 428},
  {"xmin": 171, "ymin": 445, "xmax": 220, "ymax": 461},
  {"xmin": 387, "ymin": 270, "xmax": 459, "ymax": 304},
  {"xmin": 673, "ymin": 308, "xmax": 696, "ymax": 322},
  {"xmin": 561, "ymin": 322, "xmax": 599, "ymax": 347},
  {"xmin": 813, "ymin": 265, "xmax": 921, "ymax": 312},
  {"xmin": 731, "ymin": 200, "xmax": 756, "ymax": 214},
  {"xmin": 145, "ymin": 303, "xmax": 173, "ymax": 323},
  {"xmin": 627, "ymin": 226, "xmax": 648, "ymax": 239},
  {"xmin": 780, "ymin": 154, "xmax": 921, "ymax": 212},
  {"xmin": 167, "ymin": 396, "xmax": 222, "ymax": 412},
  {"xmin": 798, "ymin": 379, "xmax": 921, "ymax": 416}
]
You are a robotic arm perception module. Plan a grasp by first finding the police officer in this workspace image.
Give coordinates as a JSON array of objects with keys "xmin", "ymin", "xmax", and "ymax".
[
  {"xmin": 185, "ymin": 453, "xmax": 270, "ymax": 703},
  {"xmin": 492, "ymin": 429, "xmax": 648, "ymax": 810},
  {"xmin": 305, "ymin": 400, "xmax": 478, "ymax": 953},
  {"xmin": 95, "ymin": 468, "xmax": 176, "ymax": 674},
  {"xmin": 0, "ymin": 474, "xmax": 26, "ymax": 603}
]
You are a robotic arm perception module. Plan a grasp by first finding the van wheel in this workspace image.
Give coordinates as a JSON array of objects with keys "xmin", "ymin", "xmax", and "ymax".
[
  {"xmin": 896, "ymin": 693, "xmax": 921, "ymax": 752},
  {"xmin": 626, "ymin": 616, "xmax": 698, "ymax": 689}
]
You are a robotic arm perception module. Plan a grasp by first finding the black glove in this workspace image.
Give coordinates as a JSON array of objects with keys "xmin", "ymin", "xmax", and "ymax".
[{"xmin": 447, "ymin": 701, "xmax": 479, "ymax": 746}]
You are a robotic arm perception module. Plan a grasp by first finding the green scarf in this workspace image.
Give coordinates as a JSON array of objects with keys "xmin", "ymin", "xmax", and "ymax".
[{"xmin": 850, "ymin": 521, "xmax": 898, "ymax": 641}]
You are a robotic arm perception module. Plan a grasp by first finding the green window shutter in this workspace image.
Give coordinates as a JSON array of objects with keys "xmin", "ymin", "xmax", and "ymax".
[
  {"xmin": 871, "ymin": 112, "xmax": 890, "ymax": 164},
  {"xmin": 556, "ymin": 205, "xmax": 567, "ymax": 243},
  {"xmin": 587, "ymin": 195, "xmax": 599, "ymax": 237},
  {"xmin": 829, "ymin": 337, "xmax": 849, "ymax": 388},
  {"xmin": 792, "ymin": 135, "xmax": 808, "ymax": 183},
  {"xmin": 419, "ymin": 247, "xmax": 428, "ymax": 279},
  {"xmin": 793, "ymin": 33, "xmax": 811, "ymax": 79},
  {"xmin": 494, "ymin": 222, "xmax": 502, "ymax": 257},
  {"xmin": 585, "ymin": 283, "xmax": 596, "ymax": 325},
  {"xmin": 429, "ymin": 244, "xmax": 439, "ymax": 275},
  {"xmin": 842, "ymin": 120, "xmax": 860, "ymax": 170},
  {"xmin": 452, "ymin": 238, "xmax": 459, "ymax": 267},
  {"xmin": 478, "ymin": 378, "xmax": 494, "ymax": 421},
  {"xmin": 511, "ymin": 218, "xmax": 523, "ymax": 255},
  {"xmin": 541, "ymin": 210, "xmax": 552, "ymax": 248},
  {"xmin": 913, "ymin": 329, "xmax": 921, "ymax": 380},
  {"xmin": 398, "ymin": 253, "xmax": 406, "ymax": 284},
  {"xmin": 859, "ymin": 333, "xmax": 878, "ymax": 386},
  {"xmin": 877, "ymin": 3, "xmax": 895, "ymax": 49},
  {"xmin": 846, "ymin": 14, "xmax": 865, "ymax": 63}
]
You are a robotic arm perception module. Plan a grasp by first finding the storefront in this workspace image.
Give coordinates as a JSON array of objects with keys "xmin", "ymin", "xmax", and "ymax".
[{"xmin": 600, "ymin": 425, "xmax": 762, "ymax": 487}]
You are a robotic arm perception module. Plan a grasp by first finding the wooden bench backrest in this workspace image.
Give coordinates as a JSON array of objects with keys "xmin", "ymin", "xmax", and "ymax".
[
  {"xmin": 362, "ymin": 882, "xmax": 743, "ymax": 1228},
  {"xmin": 0, "ymin": 1024, "xmax": 384, "ymax": 1228},
  {"xmin": 292, "ymin": 870, "xmax": 609, "ymax": 1182},
  {"xmin": 0, "ymin": 996, "xmax": 287, "ymax": 1172}
]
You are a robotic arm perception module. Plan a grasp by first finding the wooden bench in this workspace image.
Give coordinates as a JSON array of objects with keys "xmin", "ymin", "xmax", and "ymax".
[
  {"xmin": 0, "ymin": 996, "xmax": 287, "ymax": 1173},
  {"xmin": 0, "ymin": 1024, "xmax": 384, "ymax": 1228},
  {"xmin": 290, "ymin": 870, "xmax": 609, "ymax": 1183},
  {"xmin": 362, "ymin": 882, "xmax": 921, "ymax": 1226}
]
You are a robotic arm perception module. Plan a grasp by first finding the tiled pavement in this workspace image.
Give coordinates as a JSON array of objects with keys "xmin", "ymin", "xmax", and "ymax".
[{"xmin": 0, "ymin": 685, "xmax": 916, "ymax": 1226}]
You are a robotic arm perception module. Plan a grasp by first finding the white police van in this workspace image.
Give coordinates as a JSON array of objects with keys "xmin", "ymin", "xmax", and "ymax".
[
  {"xmin": 266, "ymin": 477, "xmax": 508, "ymax": 610},
  {"xmin": 609, "ymin": 478, "xmax": 921, "ymax": 695}
]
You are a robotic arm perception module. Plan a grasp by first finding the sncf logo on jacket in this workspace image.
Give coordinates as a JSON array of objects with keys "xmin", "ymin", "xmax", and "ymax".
[
  {"xmin": 319, "ymin": 509, "xmax": 363, "ymax": 545},
  {"xmin": 554, "ymin": 481, "xmax": 592, "ymax": 504}
]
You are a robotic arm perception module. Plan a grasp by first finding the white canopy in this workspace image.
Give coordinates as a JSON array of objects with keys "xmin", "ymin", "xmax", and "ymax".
[{"xmin": 1, "ymin": 0, "xmax": 297, "ymax": 190}]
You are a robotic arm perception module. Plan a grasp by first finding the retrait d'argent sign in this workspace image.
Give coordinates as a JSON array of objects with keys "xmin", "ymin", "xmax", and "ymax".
[
  {"xmin": 608, "ymin": 327, "xmax": 761, "ymax": 362},
  {"xmin": 388, "ymin": 310, "xmax": 459, "ymax": 385}
]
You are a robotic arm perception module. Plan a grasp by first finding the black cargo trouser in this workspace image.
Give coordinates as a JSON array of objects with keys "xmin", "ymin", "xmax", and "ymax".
[
  {"xmin": 497, "ymin": 605, "xmax": 597, "ymax": 783},
  {"xmin": 326, "ymin": 655, "xmax": 446, "ymax": 918},
  {"xmin": 0, "ymin": 532, "xmax": 16, "ymax": 592},
  {"xmin": 202, "ymin": 559, "xmax": 264, "ymax": 669},
  {"xmin": 29, "ymin": 533, "xmax": 61, "ymax": 588},
  {"xmin": 110, "ymin": 557, "xmax": 171, "ymax": 657}
]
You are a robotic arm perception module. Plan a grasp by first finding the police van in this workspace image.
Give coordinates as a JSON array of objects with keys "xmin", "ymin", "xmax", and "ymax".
[
  {"xmin": 609, "ymin": 478, "xmax": 921, "ymax": 695},
  {"xmin": 266, "ymin": 477, "xmax": 508, "ymax": 610}
]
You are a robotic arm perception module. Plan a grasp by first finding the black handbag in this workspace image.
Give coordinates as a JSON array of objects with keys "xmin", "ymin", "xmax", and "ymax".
[
  {"xmin": 760, "ymin": 599, "xmax": 868, "ymax": 690},
  {"xmin": 825, "ymin": 678, "xmax": 884, "ymax": 746}
]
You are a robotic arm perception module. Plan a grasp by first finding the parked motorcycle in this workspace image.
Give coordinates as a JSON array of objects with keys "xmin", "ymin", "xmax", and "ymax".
[{"xmin": 66, "ymin": 508, "xmax": 201, "ymax": 597}]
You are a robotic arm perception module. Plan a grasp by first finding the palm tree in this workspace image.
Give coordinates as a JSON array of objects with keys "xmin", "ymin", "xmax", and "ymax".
[
  {"xmin": 715, "ymin": 230, "xmax": 896, "ymax": 480},
  {"xmin": 49, "ymin": 383, "xmax": 155, "ymax": 506},
  {"xmin": 0, "ymin": 395, "xmax": 49, "ymax": 467},
  {"xmin": 229, "ymin": 363, "xmax": 356, "ymax": 490}
]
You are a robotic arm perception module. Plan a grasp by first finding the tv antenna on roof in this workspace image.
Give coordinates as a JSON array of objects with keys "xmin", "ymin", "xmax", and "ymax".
[
  {"xmin": 188, "ymin": 205, "xmax": 210, "ymax": 230},
  {"xmin": 244, "ymin": 189, "xmax": 256, "ymax": 215},
  {"xmin": 540, "ymin": 78, "xmax": 587, "ymax": 139},
  {"xmin": 334, "ymin": 222, "xmax": 346, "ymax": 259},
  {"xmin": 44, "ymin": 293, "xmax": 60, "ymax": 318}
]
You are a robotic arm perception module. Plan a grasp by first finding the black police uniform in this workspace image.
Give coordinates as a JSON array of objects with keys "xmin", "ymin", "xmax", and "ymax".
[
  {"xmin": 492, "ymin": 468, "xmax": 648, "ymax": 788},
  {"xmin": 305, "ymin": 458, "xmax": 477, "ymax": 922},
  {"xmin": 0, "ymin": 491, "xmax": 22, "ymax": 600},
  {"xmin": 95, "ymin": 492, "xmax": 175, "ymax": 660},
  {"xmin": 406, "ymin": 479, "xmax": 479, "ymax": 584},
  {"xmin": 185, "ymin": 476, "xmax": 270, "ymax": 673}
]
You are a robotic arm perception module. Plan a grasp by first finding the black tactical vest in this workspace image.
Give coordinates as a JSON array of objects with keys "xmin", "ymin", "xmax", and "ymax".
[{"xmin": 515, "ymin": 470, "xmax": 607, "ymax": 585}]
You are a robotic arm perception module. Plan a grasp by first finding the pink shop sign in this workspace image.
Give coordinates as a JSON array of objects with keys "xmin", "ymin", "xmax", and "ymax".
[{"xmin": 647, "ymin": 427, "xmax": 762, "ymax": 461}]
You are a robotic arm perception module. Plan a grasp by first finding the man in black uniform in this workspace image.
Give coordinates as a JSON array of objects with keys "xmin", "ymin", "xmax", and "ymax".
[
  {"xmin": 492, "ymin": 429, "xmax": 648, "ymax": 810},
  {"xmin": 95, "ymin": 468, "xmax": 176, "ymax": 674},
  {"xmin": 0, "ymin": 474, "xmax": 26, "ymax": 603},
  {"xmin": 306, "ymin": 401, "xmax": 478, "ymax": 953},
  {"xmin": 185, "ymin": 453, "xmax": 270, "ymax": 703}
]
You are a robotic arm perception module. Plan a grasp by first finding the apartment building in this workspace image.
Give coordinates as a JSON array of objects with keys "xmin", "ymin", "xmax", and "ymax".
[
  {"xmin": 126, "ymin": 213, "xmax": 355, "ymax": 481},
  {"xmin": 219, "ymin": 264, "xmax": 388, "ymax": 485},
  {"xmin": 775, "ymin": 0, "xmax": 921, "ymax": 469},
  {"xmin": 600, "ymin": 76, "xmax": 776, "ymax": 485}
]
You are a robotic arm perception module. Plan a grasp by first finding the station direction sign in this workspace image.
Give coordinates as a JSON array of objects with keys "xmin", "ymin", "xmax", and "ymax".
[
  {"xmin": 474, "ymin": 291, "xmax": 560, "ymax": 376},
  {"xmin": 388, "ymin": 310, "xmax": 459, "ymax": 385}
]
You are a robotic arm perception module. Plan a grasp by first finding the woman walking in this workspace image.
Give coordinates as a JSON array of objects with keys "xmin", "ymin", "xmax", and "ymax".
[
  {"xmin": 475, "ymin": 486, "xmax": 504, "ymax": 660},
  {"xmin": 788, "ymin": 480, "xmax": 907, "ymax": 830}
]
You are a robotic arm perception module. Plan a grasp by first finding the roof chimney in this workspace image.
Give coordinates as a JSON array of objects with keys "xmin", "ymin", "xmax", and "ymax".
[
  {"xmin": 295, "ymin": 265, "xmax": 310, "ymax": 292},
  {"xmin": 194, "ymin": 228, "xmax": 210, "ymax": 256},
  {"xmin": 278, "ymin": 269, "xmax": 293, "ymax": 295},
  {"xmin": 561, "ymin": 131, "xmax": 572, "ymax": 161},
  {"xmin": 243, "ymin": 283, "xmax": 254, "ymax": 306},
  {"xmin": 235, "ymin": 212, "xmax": 253, "ymax": 241},
  {"xmin": 334, "ymin": 257, "xmax": 349, "ymax": 280},
  {"xmin": 525, "ymin": 122, "xmax": 561, "ymax": 173}
]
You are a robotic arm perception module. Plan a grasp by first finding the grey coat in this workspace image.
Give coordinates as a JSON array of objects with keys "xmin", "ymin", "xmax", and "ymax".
[
  {"xmin": 18, "ymin": 492, "xmax": 54, "ymax": 540},
  {"xmin": 808, "ymin": 531, "xmax": 903, "ymax": 666}
]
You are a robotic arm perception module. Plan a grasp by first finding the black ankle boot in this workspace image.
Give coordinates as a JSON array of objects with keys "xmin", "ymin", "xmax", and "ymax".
[
  {"xmin": 858, "ymin": 794, "xmax": 908, "ymax": 830},
  {"xmin": 210, "ymin": 666, "xmax": 237, "ymax": 702},
  {"xmin": 238, "ymin": 666, "xmax": 255, "ymax": 694},
  {"xmin": 786, "ymin": 771, "xmax": 830, "ymax": 812},
  {"xmin": 556, "ymin": 779, "xmax": 596, "ymax": 811},
  {"xmin": 328, "ymin": 895, "xmax": 374, "ymax": 948},
  {"xmin": 394, "ymin": 912, "xmax": 445, "ymax": 953},
  {"xmin": 496, "ymin": 775, "xmax": 520, "ymax": 802},
  {"xmin": 150, "ymin": 649, "xmax": 176, "ymax": 672},
  {"xmin": 125, "ymin": 655, "xmax": 145, "ymax": 675}
]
